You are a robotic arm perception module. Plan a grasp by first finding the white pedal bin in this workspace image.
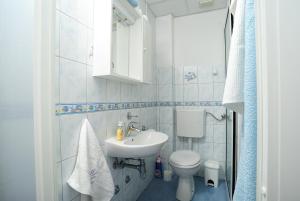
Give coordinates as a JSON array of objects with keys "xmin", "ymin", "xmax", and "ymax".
[{"xmin": 204, "ymin": 160, "xmax": 220, "ymax": 188}]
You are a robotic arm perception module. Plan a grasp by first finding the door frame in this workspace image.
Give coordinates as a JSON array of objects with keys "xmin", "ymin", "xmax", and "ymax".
[
  {"xmin": 255, "ymin": 0, "xmax": 281, "ymax": 201},
  {"xmin": 33, "ymin": 0, "xmax": 57, "ymax": 200}
]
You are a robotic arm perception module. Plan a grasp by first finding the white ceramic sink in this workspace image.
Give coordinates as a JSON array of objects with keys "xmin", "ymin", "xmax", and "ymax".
[{"xmin": 105, "ymin": 129, "xmax": 168, "ymax": 158}]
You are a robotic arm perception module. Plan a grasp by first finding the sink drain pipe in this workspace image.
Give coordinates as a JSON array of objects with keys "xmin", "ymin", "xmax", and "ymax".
[{"xmin": 113, "ymin": 158, "xmax": 146, "ymax": 179}]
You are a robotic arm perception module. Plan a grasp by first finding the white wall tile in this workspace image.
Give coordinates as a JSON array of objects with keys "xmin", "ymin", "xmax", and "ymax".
[
  {"xmin": 156, "ymin": 15, "xmax": 173, "ymax": 67},
  {"xmin": 87, "ymin": 112, "xmax": 107, "ymax": 146},
  {"xmin": 120, "ymin": 84, "xmax": 130, "ymax": 102},
  {"xmin": 60, "ymin": 13, "xmax": 88, "ymax": 63},
  {"xmin": 62, "ymin": 157, "xmax": 79, "ymax": 201},
  {"xmin": 213, "ymin": 64, "xmax": 226, "ymax": 82},
  {"xmin": 183, "ymin": 84, "xmax": 198, "ymax": 101},
  {"xmin": 130, "ymin": 85, "xmax": 142, "ymax": 102},
  {"xmin": 106, "ymin": 80, "xmax": 121, "ymax": 102},
  {"xmin": 198, "ymin": 141, "xmax": 214, "ymax": 161},
  {"xmin": 140, "ymin": 84, "xmax": 155, "ymax": 102},
  {"xmin": 213, "ymin": 82, "xmax": 225, "ymax": 101},
  {"xmin": 57, "ymin": 163, "xmax": 63, "ymax": 201},
  {"xmin": 87, "ymin": 28, "xmax": 94, "ymax": 65},
  {"xmin": 159, "ymin": 124, "xmax": 174, "ymax": 139},
  {"xmin": 213, "ymin": 143, "xmax": 226, "ymax": 161},
  {"xmin": 198, "ymin": 65, "xmax": 213, "ymax": 83},
  {"xmin": 198, "ymin": 83, "xmax": 213, "ymax": 101},
  {"xmin": 158, "ymin": 67, "xmax": 172, "ymax": 85},
  {"xmin": 56, "ymin": 12, "xmax": 60, "ymax": 56},
  {"xmin": 54, "ymin": 116, "xmax": 61, "ymax": 162},
  {"xmin": 213, "ymin": 124, "xmax": 226, "ymax": 143},
  {"xmin": 60, "ymin": 58, "xmax": 86, "ymax": 103},
  {"xmin": 106, "ymin": 111, "xmax": 121, "ymax": 138},
  {"xmin": 55, "ymin": 57, "xmax": 60, "ymax": 104},
  {"xmin": 159, "ymin": 107, "xmax": 173, "ymax": 124},
  {"xmin": 204, "ymin": 123, "xmax": 214, "ymax": 143},
  {"xmin": 205, "ymin": 107, "xmax": 216, "ymax": 125},
  {"xmin": 175, "ymin": 85, "xmax": 183, "ymax": 102},
  {"xmin": 60, "ymin": 114, "xmax": 85, "ymax": 160},
  {"xmin": 158, "ymin": 84, "xmax": 173, "ymax": 101},
  {"xmin": 59, "ymin": 0, "xmax": 94, "ymax": 27},
  {"xmin": 86, "ymin": 65, "xmax": 106, "ymax": 102},
  {"xmin": 174, "ymin": 67, "xmax": 183, "ymax": 85}
]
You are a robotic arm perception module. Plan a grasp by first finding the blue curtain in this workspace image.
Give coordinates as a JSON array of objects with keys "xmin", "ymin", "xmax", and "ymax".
[{"xmin": 233, "ymin": 0, "xmax": 257, "ymax": 200}]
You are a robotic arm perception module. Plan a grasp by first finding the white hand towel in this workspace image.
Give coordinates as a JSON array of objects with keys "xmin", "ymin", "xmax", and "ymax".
[
  {"xmin": 67, "ymin": 119, "xmax": 114, "ymax": 201},
  {"xmin": 230, "ymin": 0, "xmax": 237, "ymax": 16},
  {"xmin": 222, "ymin": 0, "xmax": 245, "ymax": 114}
]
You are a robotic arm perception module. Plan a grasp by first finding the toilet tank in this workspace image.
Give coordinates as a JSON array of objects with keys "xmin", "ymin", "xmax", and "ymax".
[{"xmin": 176, "ymin": 109, "xmax": 206, "ymax": 138}]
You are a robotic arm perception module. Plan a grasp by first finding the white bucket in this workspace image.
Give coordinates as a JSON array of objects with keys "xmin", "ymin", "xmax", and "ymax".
[{"xmin": 163, "ymin": 170, "xmax": 172, "ymax": 182}]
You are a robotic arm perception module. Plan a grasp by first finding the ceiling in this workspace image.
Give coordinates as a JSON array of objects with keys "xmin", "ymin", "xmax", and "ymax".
[{"xmin": 147, "ymin": 0, "xmax": 229, "ymax": 17}]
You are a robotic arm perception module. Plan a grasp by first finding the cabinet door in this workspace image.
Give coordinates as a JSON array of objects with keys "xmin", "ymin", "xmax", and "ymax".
[
  {"xmin": 129, "ymin": 18, "xmax": 143, "ymax": 81},
  {"xmin": 93, "ymin": 0, "xmax": 112, "ymax": 76},
  {"xmin": 115, "ymin": 22, "xmax": 129, "ymax": 76},
  {"xmin": 142, "ymin": 16, "xmax": 153, "ymax": 84}
]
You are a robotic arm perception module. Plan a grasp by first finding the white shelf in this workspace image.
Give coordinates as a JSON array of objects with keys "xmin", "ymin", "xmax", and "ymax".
[{"xmin": 94, "ymin": 73, "xmax": 142, "ymax": 84}]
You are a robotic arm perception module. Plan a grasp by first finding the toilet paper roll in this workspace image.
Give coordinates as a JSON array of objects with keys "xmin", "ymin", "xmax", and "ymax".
[{"xmin": 163, "ymin": 170, "xmax": 172, "ymax": 182}]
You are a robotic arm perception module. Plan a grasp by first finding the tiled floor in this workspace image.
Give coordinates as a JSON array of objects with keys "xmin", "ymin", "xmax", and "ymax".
[{"xmin": 137, "ymin": 176, "xmax": 230, "ymax": 201}]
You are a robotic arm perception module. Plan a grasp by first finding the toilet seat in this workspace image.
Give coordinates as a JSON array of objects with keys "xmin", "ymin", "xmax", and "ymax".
[{"xmin": 170, "ymin": 150, "xmax": 201, "ymax": 168}]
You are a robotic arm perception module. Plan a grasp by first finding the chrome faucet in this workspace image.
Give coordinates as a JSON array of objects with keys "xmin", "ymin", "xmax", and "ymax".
[{"xmin": 127, "ymin": 121, "xmax": 141, "ymax": 136}]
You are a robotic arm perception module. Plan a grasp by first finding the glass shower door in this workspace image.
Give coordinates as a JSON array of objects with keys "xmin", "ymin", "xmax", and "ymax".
[
  {"xmin": 226, "ymin": 110, "xmax": 234, "ymax": 199},
  {"xmin": 224, "ymin": 6, "xmax": 234, "ymax": 200}
]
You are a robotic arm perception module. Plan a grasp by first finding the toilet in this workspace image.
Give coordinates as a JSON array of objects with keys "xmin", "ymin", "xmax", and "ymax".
[
  {"xmin": 169, "ymin": 150, "xmax": 201, "ymax": 201},
  {"xmin": 169, "ymin": 109, "xmax": 206, "ymax": 201}
]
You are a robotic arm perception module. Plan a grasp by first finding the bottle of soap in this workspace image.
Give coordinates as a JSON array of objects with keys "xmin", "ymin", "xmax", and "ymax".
[{"xmin": 116, "ymin": 121, "xmax": 124, "ymax": 141}]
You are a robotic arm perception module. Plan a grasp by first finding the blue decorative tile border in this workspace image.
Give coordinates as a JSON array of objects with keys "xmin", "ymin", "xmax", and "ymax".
[
  {"xmin": 55, "ymin": 101, "xmax": 222, "ymax": 115},
  {"xmin": 174, "ymin": 101, "xmax": 223, "ymax": 107},
  {"xmin": 56, "ymin": 102, "xmax": 158, "ymax": 115}
]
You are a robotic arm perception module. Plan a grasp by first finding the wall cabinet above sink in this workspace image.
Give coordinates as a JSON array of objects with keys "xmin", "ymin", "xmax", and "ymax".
[{"xmin": 93, "ymin": 0, "xmax": 153, "ymax": 84}]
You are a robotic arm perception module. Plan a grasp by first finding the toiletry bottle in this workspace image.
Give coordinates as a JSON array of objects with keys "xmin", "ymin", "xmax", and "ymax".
[
  {"xmin": 155, "ymin": 155, "xmax": 163, "ymax": 178},
  {"xmin": 116, "ymin": 121, "xmax": 124, "ymax": 141}
]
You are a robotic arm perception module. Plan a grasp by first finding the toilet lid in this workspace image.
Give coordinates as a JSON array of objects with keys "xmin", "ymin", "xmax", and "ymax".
[{"xmin": 170, "ymin": 150, "xmax": 201, "ymax": 167}]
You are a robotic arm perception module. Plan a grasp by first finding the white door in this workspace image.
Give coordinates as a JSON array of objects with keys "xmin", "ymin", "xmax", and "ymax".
[{"xmin": 0, "ymin": 0, "xmax": 37, "ymax": 200}]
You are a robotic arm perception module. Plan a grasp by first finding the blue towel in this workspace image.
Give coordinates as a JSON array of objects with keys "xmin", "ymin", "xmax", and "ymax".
[
  {"xmin": 233, "ymin": 0, "xmax": 257, "ymax": 200},
  {"xmin": 127, "ymin": 0, "xmax": 138, "ymax": 7}
]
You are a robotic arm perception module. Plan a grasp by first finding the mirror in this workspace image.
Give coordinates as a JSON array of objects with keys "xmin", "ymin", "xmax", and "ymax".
[
  {"xmin": 111, "ymin": 5, "xmax": 133, "ymax": 77},
  {"xmin": 112, "ymin": 11, "xmax": 129, "ymax": 77}
]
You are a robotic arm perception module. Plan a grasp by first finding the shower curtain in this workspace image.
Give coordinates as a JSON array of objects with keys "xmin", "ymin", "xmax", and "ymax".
[{"xmin": 233, "ymin": 0, "xmax": 257, "ymax": 200}]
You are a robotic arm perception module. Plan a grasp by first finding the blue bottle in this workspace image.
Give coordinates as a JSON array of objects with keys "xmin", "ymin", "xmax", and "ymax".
[{"xmin": 155, "ymin": 155, "xmax": 163, "ymax": 178}]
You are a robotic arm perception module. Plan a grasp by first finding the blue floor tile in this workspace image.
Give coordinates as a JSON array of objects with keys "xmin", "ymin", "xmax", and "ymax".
[{"xmin": 137, "ymin": 176, "xmax": 230, "ymax": 201}]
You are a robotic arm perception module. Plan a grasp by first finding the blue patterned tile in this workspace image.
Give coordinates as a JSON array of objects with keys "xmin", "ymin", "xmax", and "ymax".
[{"xmin": 55, "ymin": 101, "xmax": 223, "ymax": 115}]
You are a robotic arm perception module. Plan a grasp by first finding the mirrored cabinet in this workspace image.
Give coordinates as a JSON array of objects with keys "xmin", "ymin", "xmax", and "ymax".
[{"xmin": 93, "ymin": 0, "xmax": 153, "ymax": 84}]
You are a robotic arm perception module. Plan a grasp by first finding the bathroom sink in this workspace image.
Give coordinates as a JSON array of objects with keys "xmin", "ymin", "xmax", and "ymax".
[{"xmin": 105, "ymin": 129, "xmax": 168, "ymax": 158}]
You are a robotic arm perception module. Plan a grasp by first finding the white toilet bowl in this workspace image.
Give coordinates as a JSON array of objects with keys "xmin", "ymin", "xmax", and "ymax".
[{"xmin": 169, "ymin": 150, "xmax": 201, "ymax": 201}]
